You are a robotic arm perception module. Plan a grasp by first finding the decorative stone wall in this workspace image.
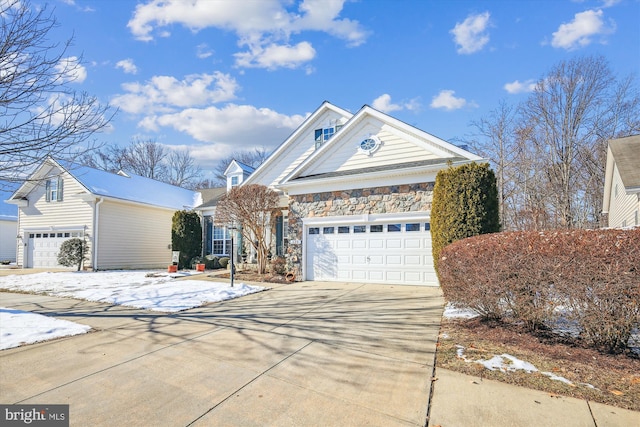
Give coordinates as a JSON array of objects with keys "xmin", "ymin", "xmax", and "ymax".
[{"xmin": 285, "ymin": 182, "xmax": 434, "ymax": 278}]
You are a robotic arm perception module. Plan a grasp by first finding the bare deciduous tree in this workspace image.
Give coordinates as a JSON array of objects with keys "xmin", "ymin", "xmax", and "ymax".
[
  {"xmin": 83, "ymin": 139, "xmax": 204, "ymax": 189},
  {"xmin": 469, "ymin": 55, "xmax": 639, "ymax": 230},
  {"xmin": 209, "ymin": 148, "xmax": 270, "ymax": 186},
  {"xmin": 214, "ymin": 184, "xmax": 280, "ymax": 274},
  {"xmin": 0, "ymin": 0, "xmax": 113, "ymax": 187}
]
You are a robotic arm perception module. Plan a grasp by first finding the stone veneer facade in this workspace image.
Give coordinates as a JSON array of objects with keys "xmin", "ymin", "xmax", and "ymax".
[{"xmin": 285, "ymin": 182, "xmax": 434, "ymax": 279}]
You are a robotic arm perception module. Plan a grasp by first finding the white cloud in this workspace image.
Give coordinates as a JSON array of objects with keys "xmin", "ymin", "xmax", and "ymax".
[
  {"xmin": 234, "ymin": 42, "xmax": 316, "ymax": 70},
  {"xmin": 503, "ymin": 79, "xmax": 537, "ymax": 94},
  {"xmin": 450, "ymin": 11, "xmax": 491, "ymax": 54},
  {"xmin": 430, "ymin": 90, "xmax": 475, "ymax": 111},
  {"xmin": 55, "ymin": 56, "xmax": 87, "ymax": 83},
  {"xmin": 196, "ymin": 43, "xmax": 213, "ymax": 59},
  {"xmin": 115, "ymin": 58, "xmax": 138, "ymax": 74},
  {"xmin": 551, "ymin": 9, "xmax": 615, "ymax": 50},
  {"xmin": 148, "ymin": 104, "xmax": 306, "ymax": 148},
  {"xmin": 112, "ymin": 72, "xmax": 239, "ymax": 114},
  {"xmin": 127, "ymin": 0, "xmax": 368, "ymax": 70},
  {"xmin": 372, "ymin": 94, "xmax": 420, "ymax": 113}
]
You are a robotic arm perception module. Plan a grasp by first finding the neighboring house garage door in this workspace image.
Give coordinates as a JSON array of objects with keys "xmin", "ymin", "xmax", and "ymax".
[
  {"xmin": 27, "ymin": 231, "xmax": 83, "ymax": 268},
  {"xmin": 305, "ymin": 218, "xmax": 438, "ymax": 286}
]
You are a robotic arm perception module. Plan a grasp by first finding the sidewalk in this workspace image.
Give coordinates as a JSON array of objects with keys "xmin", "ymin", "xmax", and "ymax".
[{"xmin": 428, "ymin": 368, "xmax": 640, "ymax": 427}]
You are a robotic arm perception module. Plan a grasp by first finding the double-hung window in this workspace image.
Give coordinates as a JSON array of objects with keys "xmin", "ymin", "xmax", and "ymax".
[
  {"xmin": 212, "ymin": 226, "xmax": 231, "ymax": 256},
  {"xmin": 45, "ymin": 177, "xmax": 63, "ymax": 202}
]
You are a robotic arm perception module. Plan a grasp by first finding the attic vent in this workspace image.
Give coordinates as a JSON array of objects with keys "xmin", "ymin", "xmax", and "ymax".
[{"xmin": 117, "ymin": 170, "xmax": 130, "ymax": 178}]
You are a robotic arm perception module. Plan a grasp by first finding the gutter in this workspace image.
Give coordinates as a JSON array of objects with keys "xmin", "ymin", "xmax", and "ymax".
[{"xmin": 93, "ymin": 197, "xmax": 104, "ymax": 270}]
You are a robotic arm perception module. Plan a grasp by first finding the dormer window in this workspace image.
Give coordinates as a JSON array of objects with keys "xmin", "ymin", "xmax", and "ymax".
[
  {"xmin": 231, "ymin": 176, "xmax": 239, "ymax": 186},
  {"xmin": 314, "ymin": 124, "xmax": 343, "ymax": 149}
]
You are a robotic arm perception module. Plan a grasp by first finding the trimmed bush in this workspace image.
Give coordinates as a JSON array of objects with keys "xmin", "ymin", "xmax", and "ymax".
[
  {"xmin": 431, "ymin": 162, "xmax": 500, "ymax": 276},
  {"xmin": 219, "ymin": 257, "xmax": 229, "ymax": 269},
  {"xmin": 172, "ymin": 210, "xmax": 202, "ymax": 269},
  {"xmin": 204, "ymin": 255, "xmax": 221, "ymax": 270},
  {"xmin": 439, "ymin": 228, "xmax": 640, "ymax": 353},
  {"xmin": 57, "ymin": 238, "xmax": 86, "ymax": 271},
  {"xmin": 270, "ymin": 256, "xmax": 286, "ymax": 275}
]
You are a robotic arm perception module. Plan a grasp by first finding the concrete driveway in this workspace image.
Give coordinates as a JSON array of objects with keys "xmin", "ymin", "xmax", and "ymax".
[{"xmin": 0, "ymin": 281, "xmax": 444, "ymax": 426}]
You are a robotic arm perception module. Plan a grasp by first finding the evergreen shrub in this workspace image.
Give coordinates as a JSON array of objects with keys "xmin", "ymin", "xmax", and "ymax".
[
  {"xmin": 171, "ymin": 210, "xmax": 202, "ymax": 269},
  {"xmin": 57, "ymin": 238, "xmax": 86, "ymax": 271},
  {"xmin": 431, "ymin": 162, "xmax": 500, "ymax": 276}
]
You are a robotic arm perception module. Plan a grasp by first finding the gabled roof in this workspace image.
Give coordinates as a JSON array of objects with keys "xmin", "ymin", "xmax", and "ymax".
[
  {"xmin": 279, "ymin": 104, "xmax": 483, "ymax": 186},
  {"xmin": 602, "ymin": 135, "xmax": 640, "ymax": 214},
  {"xmin": 224, "ymin": 159, "xmax": 255, "ymax": 176},
  {"xmin": 243, "ymin": 101, "xmax": 353, "ymax": 187},
  {"xmin": 196, "ymin": 187, "xmax": 226, "ymax": 208},
  {"xmin": 610, "ymin": 135, "xmax": 640, "ymax": 190},
  {"xmin": 8, "ymin": 158, "xmax": 202, "ymax": 210}
]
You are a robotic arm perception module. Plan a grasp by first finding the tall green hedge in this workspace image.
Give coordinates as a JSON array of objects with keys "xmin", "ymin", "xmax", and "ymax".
[
  {"xmin": 171, "ymin": 210, "xmax": 202, "ymax": 269},
  {"xmin": 431, "ymin": 162, "xmax": 500, "ymax": 276}
]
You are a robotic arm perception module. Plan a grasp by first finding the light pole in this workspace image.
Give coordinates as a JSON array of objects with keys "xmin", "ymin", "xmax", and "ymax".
[{"xmin": 228, "ymin": 224, "xmax": 237, "ymax": 287}]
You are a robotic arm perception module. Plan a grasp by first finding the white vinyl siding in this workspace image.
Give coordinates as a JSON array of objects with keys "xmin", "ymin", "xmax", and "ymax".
[
  {"xmin": 251, "ymin": 110, "xmax": 348, "ymax": 188},
  {"xmin": 608, "ymin": 163, "xmax": 640, "ymax": 228},
  {"xmin": 17, "ymin": 170, "xmax": 94, "ymax": 267},
  {"xmin": 304, "ymin": 125, "xmax": 441, "ymax": 177},
  {"xmin": 96, "ymin": 200, "xmax": 173, "ymax": 269}
]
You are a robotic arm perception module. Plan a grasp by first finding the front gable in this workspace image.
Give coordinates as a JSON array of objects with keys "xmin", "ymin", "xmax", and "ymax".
[
  {"xmin": 243, "ymin": 101, "xmax": 353, "ymax": 189},
  {"xmin": 278, "ymin": 106, "xmax": 482, "ymax": 194},
  {"xmin": 8, "ymin": 158, "xmax": 91, "ymax": 208}
]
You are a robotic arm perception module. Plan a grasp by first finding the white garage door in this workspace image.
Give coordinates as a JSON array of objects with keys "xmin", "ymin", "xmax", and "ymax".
[
  {"xmin": 27, "ymin": 231, "xmax": 83, "ymax": 268},
  {"xmin": 305, "ymin": 221, "xmax": 438, "ymax": 286}
]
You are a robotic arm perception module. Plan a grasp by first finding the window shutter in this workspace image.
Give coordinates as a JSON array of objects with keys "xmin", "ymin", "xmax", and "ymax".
[
  {"xmin": 57, "ymin": 177, "xmax": 63, "ymax": 201},
  {"xmin": 45, "ymin": 180, "xmax": 51, "ymax": 202}
]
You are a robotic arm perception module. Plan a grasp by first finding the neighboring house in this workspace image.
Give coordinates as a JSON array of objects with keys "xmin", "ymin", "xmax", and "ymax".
[
  {"xmin": 0, "ymin": 187, "xmax": 18, "ymax": 263},
  {"xmin": 7, "ymin": 158, "xmax": 201, "ymax": 269},
  {"xmin": 201, "ymin": 101, "xmax": 483, "ymax": 286},
  {"xmin": 602, "ymin": 135, "xmax": 640, "ymax": 228}
]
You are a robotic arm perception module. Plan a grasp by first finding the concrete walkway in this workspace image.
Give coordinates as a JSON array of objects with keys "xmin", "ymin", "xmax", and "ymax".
[{"xmin": 0, "ymin": 281, "xmax": 443, "ymax": 426}]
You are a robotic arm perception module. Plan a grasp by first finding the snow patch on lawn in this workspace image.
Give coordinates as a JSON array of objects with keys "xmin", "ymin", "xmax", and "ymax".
[
  {"xmin": 0, "ymin": 270, "xmax": 267, "ymax": 349},
  {"xmin": 0, "ymin": 308, "xmax": 91, "ymax": 350},
  {"xmin": 455, "ymin": 345, "xmax": 596, "ymax": 389}
]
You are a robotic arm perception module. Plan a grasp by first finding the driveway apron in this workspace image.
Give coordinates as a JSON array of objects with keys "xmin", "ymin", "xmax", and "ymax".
[{"xmin": 0, "ymin": 281, "xmax": 444, "ymax": 426}]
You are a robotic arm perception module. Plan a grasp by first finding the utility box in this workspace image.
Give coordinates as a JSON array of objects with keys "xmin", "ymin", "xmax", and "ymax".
[{"xmin": 171, "ymin": 251, "xmax": 180, "ymax": 265}]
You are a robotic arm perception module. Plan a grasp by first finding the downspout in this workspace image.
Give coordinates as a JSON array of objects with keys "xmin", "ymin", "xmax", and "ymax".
[{"xmin": 93, "ymin": 197, "xmax": 104, "ymax": 270}]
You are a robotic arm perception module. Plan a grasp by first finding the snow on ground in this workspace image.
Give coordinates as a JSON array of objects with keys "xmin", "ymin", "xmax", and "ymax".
[
  {"xmin": 443, "ymin": 303, "xmax": 479, "ymax": 319},
  {"xmin": 0, "ymin": 270, "xmax": 267, "ymax": 350},
  {"xmin": 455, "ymin": 345, "xmax": 595, "ymax": 389},
  {"xmin": 1, "ymin": 308, "xmax": 91, "ymax": 350}
]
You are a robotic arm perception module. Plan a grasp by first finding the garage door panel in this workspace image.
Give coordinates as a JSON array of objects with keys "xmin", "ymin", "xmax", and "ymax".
[
  {"xmin": 405, "ymin": 238, "xmax": 421, "ymax": 249},
  {"xmin": 405, "ymin": 255, "xmax": 421, "ymax": 265},
  {"xmin": 353, "ymin": 239, "xmax": 367, "ymax": 249},
  {"xmin": 386, "ymin": 239, "xmax": 402, "ymax": 249},
  {"xmin": 352, "ymin": 270, "xmax": 367, "ymax": 280},
  {"xmin": 336, "ymin": 240, "xmax": 350, "ymax": 249},
  {"xmin": 386, "ymin": 255, "xmax": 402, "ymax": 265},
  {"xmin": 369, "ymin": 239, "xmax": 384, "ymax": 249},
  {"xmin": 369, "ymin": 255, "xmax": 384, "ymax": 264},
  {"xmin": 352, "ymin": 255, "xmax": 368, "ymax": 264}
]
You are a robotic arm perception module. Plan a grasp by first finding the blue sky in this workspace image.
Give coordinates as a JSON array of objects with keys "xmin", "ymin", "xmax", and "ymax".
[{"xmin": 44, "ymin": 0, "xmax": 639, "ymax": 177}]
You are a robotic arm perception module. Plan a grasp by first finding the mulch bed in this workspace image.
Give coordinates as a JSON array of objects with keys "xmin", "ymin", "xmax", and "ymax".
[{"xmin": 437, "ymin": 317, "xmax": 640, "ymax": 411}]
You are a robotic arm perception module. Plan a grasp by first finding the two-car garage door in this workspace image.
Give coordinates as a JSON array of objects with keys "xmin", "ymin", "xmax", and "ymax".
[{"xmin": 305, "ymin": 215, "xmax": 438, "ymax": 286}]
